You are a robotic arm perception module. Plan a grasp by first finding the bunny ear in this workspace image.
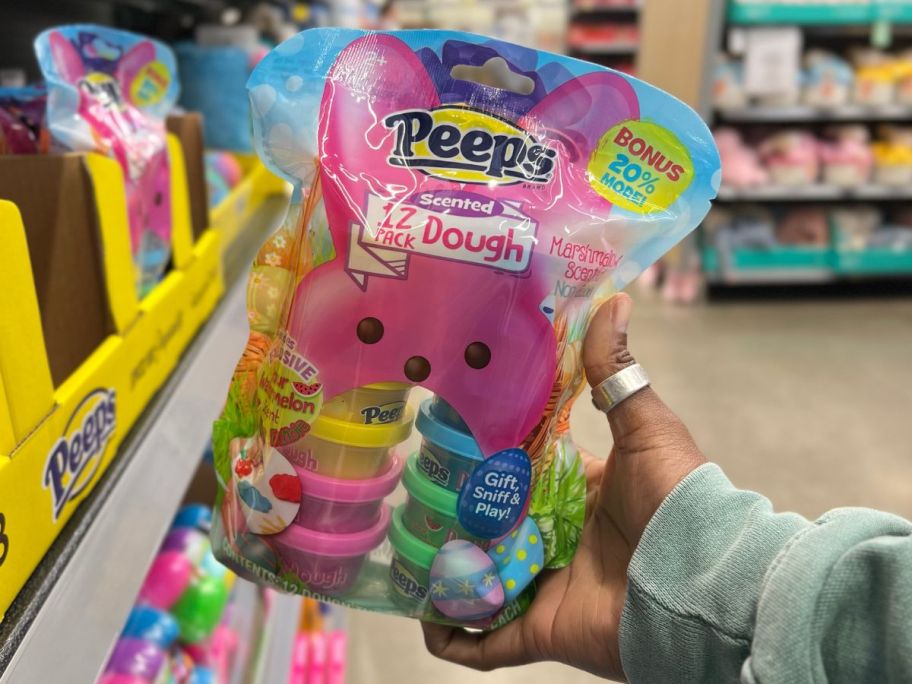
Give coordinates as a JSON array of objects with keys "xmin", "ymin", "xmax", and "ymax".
[
  {"xmin": 116, "ymin": 40, "xmax": 157, "ymax": 106},
  {"xmin": 47, "ymin": 31, "xmax": 85, "ymax": 83},
  {"xmin": 317, "ymin": 33, "xmax": 440, "ymax": 265},
  {"xmin": 519, "ymin": 71, "xmax": 639, "ymax": 160}
]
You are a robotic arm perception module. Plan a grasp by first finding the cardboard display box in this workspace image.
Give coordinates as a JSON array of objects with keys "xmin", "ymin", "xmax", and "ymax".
[{"xmin": 0, "ymin": 131, "xmax": 223, "ymax": 621}]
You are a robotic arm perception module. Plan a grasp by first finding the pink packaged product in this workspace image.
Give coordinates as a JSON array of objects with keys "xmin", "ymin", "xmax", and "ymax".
[
  {"xmin": 35, "ymin": 25, "xmax": 180, "ymax": 297},
  {"xmin": 212, "ymin": 28, "xmax": 719, "ymax": 628}
]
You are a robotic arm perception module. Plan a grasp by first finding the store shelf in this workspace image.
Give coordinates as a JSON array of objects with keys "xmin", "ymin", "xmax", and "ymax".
[
  {"xmin": 0, "ymin": 196, "xmax": 287, "ymax": 684},
  {"xmin": 716, "ymin": 104, "xmax": 912, "ymax": 122},
  {"xmin": 717, "ymin": 184, "xmax": 912, "ymax": 201},
  {"xmin": 568, "ymin": 42, "xmax": 639, "ymax": 54},
  {"xmin": 728, "ymin": 1, "xmax": 912, "ymax": 25},
  {"xmin": 705, "ymin": 267, "xmax": 836, "ymax": 284},
  {"xmin": 572, "ymin": 4, "xmax": 640, "ymax": 15}
]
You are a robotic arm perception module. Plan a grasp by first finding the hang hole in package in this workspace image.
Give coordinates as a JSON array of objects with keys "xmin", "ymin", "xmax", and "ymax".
[{"xmin": 212, "ymin": 28, "xmax": 720, "ymax": 628}]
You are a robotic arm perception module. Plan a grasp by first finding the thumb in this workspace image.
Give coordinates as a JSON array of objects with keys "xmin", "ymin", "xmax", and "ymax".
[{"xmin": 582, "ymin": 294, "xmax": 705, "ymax": 537}]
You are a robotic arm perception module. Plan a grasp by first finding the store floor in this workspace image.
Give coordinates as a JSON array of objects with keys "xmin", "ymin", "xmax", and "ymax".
[{"xmin": 346, "ymin": 293, "xmax": 912, "ymax": 683}]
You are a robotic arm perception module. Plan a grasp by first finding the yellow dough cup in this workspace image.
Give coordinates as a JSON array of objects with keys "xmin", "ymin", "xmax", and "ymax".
[
  {"xmin": 279, "ymin": 409, "xmax": 414, "ymax": 479},
  {"xmin": 320, "ymin": 382, "xmax": 412, "ymax": 425}
]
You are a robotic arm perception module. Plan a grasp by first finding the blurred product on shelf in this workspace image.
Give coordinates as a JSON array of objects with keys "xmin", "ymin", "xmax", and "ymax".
[
  {"xmin": 574, "ymin": 0, "xmax": 640, "ymax": 8},
  {"xmin": 35, "ymin": 25, "xmax": 180, "ymax": 297},
  {"xmin": 803, "ymin": 50, "xmax": 853, "ymax": 107},
  {"xmin": 714, "ymin": 55, "xmax": 747, "ymax": 108},
  {"xmin": 776, "ymin": 206, "xmax": 830, "ymax": 245},
  {"xmin": 288, "ymin": 599, "xmax": 347, "ymax": 684},
  {"xmin": 852, "ymin": 48, "xmax": 896, "ymax": 106},
  {"xmin": 393, "ymin": 0, "xmax": 568, "ymax": 51},
  {"xmin": 97, "ymin": 505, "xmax": 238, "ymax": 684},
  {"xmin": 818, "ymin": 125, "xmax": 873, "ymax": 186},
  {"xmin": 715, "ymin": 125, "xmax": 912, "ymax": 190},
  {"xmin": 0, "ymin": 85, "xmax": 47, "ymax": 154},
  {"xmin": 759, "ymin": 130, "xmax": 819, "ymax": 185},
  {"xmin": 872, "ymin": 126, "xmax": 912, "ymax": 185},
  {"xmin": 176, "ymin": 25, "xmax": 269, "ymax": 152},
  {"xmin": 704, "ymin": 203, "xmax": 912, "ymax": 279},
  {"xmin": 205, "ymin": 151, "xmax": 244, "ymax": 207},
  {"xmin": 715, "ymin": 128, "xmax": 769, "ymax": 187},
  {"xmin": 566, "ymin": 21, "xmax": 639, "ymax": 51},
  {"xmin": 715, "ymin": 47, "xmax": 912, "ymax": 111}
]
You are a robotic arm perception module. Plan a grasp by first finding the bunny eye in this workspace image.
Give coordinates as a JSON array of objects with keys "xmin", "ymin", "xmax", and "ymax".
[
  {"xmin": 357, "ymin": 317, "xmax": 384, "ymax": 344},
  {"xmin": 464, "ymin": 342, "xmax": 491, "ymax": 370}
]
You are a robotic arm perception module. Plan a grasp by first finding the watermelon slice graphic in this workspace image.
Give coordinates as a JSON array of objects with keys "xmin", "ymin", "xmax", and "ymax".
[
  {"xmin": 292, "ymin": 381, "xmax": 323, "ymax": 397},
  {"xmin": 425, "ymin": 515, "xmax": 443, "ymax": 532}
]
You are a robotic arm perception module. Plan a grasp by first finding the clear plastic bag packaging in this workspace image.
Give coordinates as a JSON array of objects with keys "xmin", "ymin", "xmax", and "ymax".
[{"xmin": 212, "ymin": 28, "xmax": 720, "ymax": 628}]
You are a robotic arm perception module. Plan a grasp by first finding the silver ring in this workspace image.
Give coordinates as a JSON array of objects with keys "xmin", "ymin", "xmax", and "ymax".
[{"xmin": 591, "ymin": 363, "xmax": 650, "ymax": 413}]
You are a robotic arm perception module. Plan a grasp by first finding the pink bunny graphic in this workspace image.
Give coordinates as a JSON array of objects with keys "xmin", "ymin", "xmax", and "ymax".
[
  {"xmin": 284, "ymin": 34, "xmax": 638, "ymax": 456},
  {"xmin": 45, "ymin": 30, "xmax": 172, "ymax": 288}
]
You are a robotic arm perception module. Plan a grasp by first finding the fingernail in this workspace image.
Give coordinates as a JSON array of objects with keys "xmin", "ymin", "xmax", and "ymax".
[{"xmin": 609, "ymin": 294, "xmax": 632, "ymax": 334}]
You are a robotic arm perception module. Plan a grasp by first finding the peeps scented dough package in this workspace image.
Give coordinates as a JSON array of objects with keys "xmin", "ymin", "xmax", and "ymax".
[
  {"xmin": 34, "ymin": 25, "xmax": 180, "ymax": 297},
  {"xmin": 212, "ymin": 28, "xmax": 720, "ymax": 627}
]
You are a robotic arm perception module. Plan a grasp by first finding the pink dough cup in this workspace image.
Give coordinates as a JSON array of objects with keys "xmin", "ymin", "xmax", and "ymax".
[
  {"xmin": 295, "ymin": 454, "xmax": 404, "ymax": 532},
  {"xmin": 273, "ymin": 504, "xmax": 391, "ymax": 595}
]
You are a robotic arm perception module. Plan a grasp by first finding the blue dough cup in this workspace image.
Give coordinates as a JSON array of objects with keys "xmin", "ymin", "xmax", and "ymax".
[
  {"xmin": 415, "ymin": 399, "xmax": 483, "ymax": 493},
  {"xmin": 429, "ymin": 396, "xmax": 470, "ymax": 433}
]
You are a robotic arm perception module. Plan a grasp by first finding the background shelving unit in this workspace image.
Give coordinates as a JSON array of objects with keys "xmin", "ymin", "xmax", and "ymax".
[
  {"xmin": 702, "ymin": 0, "xmax": 912, "ymax": 291},
  {"xmin": 566, "ymin": 0, "xmax": 641, "ymax": 74}
]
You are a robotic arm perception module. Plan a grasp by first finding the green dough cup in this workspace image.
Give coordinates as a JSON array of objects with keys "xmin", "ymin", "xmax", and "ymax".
[
  {"xmin": 388, "ymin": 506, "xmax": 435, "ymax": 613},
  {"xmin": 401, "ymin": 454, "xmax": 489, "ymax": 549}
]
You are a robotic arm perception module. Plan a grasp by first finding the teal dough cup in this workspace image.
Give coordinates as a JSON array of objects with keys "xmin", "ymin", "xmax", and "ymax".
[
  {"xmin": 415, "ymin": 398, "xmax": 483, "ymax": 493},
  {"xmin": 401, "ymin": 454, "xmax": 489, "ymax": 549}
]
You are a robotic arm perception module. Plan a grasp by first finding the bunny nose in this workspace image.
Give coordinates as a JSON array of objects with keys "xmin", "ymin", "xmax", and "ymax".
[{"xmin": 404, "ymin": 356, "xmax": 431, "ymax": 382}]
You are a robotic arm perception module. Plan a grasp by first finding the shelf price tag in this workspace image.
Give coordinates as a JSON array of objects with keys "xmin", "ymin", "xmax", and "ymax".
[{"xmin": 743, "ymin": 27, "xmax": 802, "ymax": 98}]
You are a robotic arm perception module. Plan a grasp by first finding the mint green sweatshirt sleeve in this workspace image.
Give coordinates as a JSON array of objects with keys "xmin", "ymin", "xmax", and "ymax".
[{"xmin": 619, "ymin": 463, "xmax": 912, "ymax": 683}]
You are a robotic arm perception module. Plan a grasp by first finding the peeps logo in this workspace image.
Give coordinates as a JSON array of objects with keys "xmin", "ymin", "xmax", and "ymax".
[
  {"xmin": 418, "ymin": 447, "xmax": 451, "ymax": 488},
  {"xmin": 44, "ymin": 388, "xmax": 116, "ymax": 521},
  {"xmin": 383, "ymin": 106, "xmax": 556, "ymax": 185},
  {"xmin": 78, "ymin": 72, "xmax": 124, "ymax": 111},
  {"xmin": 390, "ymin": 558, "xmax": 428, "ymax": 601},
  {"xmin": 360, "ymin": 401, "xmax": 406, "ymax": 425}
]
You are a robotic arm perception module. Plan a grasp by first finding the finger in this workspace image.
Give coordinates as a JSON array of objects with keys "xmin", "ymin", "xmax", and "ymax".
[
  {"xmin": 579, "ymin": 448, "xmax": 607, "ymax": 489},
  {"xmin": 421, "ymin": 620, "xmax": 535, "ymax": 671},
  {"xmin": 583, "ymin": 294, "xmax": 699, "ymax": 457},
  {"xmin": 582, "ymin": 294, "xmax": 705, "ymax": 536}
]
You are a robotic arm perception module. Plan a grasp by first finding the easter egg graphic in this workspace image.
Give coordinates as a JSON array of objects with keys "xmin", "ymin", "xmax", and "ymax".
[
  {"xmin": 233, "ymin": 438, "xmax": 301, "ymax": 535},
  {"xmin": 488, "ymin": 516, "xmax": 544, "ymax": 602},
  {"xmin": 457, "ymin": 448, "xmax": 531, "ymax": 540},
  {"xmin": 429, "ymin": 540, "xmax": 504, "ymax": 621}
]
